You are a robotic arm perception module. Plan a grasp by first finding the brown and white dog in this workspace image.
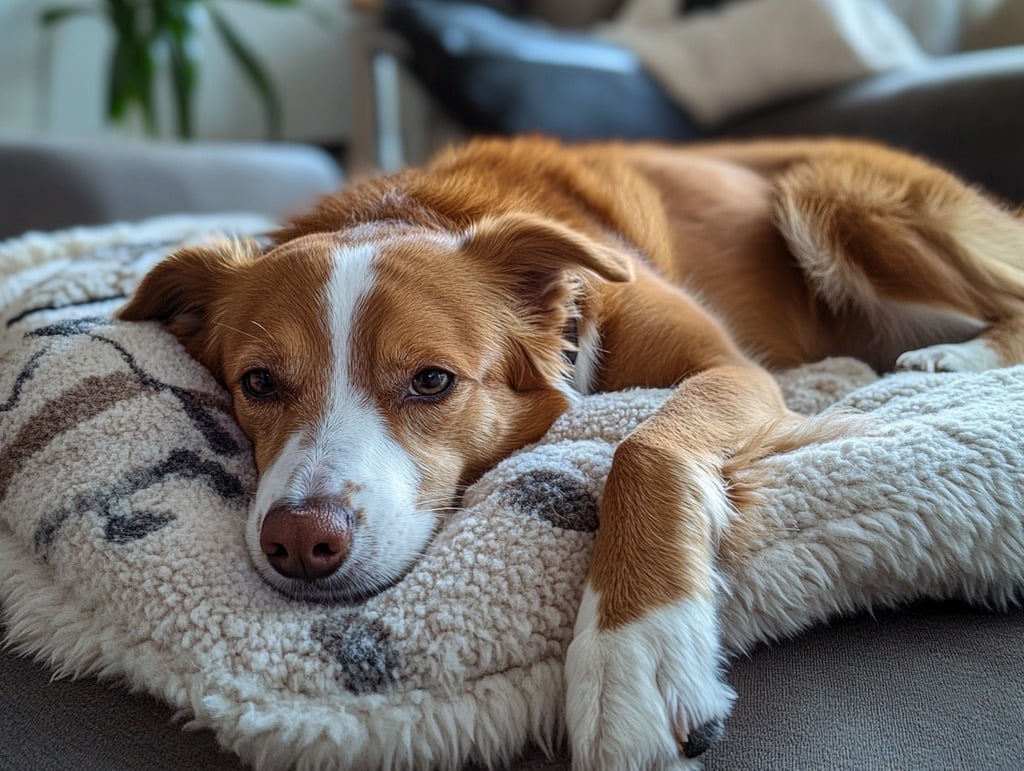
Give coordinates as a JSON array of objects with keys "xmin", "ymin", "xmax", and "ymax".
[{"xmin": 120, "ymin": 137, "xmax": 1024, "ymax": 769}]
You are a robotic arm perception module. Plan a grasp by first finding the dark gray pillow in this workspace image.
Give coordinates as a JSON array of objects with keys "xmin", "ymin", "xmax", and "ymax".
[{"xmin": 384, "ymin": 1, "xmax": 701, "ymax": 140}]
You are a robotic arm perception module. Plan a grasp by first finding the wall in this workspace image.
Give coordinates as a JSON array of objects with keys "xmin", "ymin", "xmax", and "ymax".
[{"xmin": 0, "ymin": 0, "xmax": 353, "ymax": 144}]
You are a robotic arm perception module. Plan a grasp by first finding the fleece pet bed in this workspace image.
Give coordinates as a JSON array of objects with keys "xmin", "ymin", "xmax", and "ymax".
[{"xmin": 1, "ymin": 216, "xmax": 1023, "ymax": 771}]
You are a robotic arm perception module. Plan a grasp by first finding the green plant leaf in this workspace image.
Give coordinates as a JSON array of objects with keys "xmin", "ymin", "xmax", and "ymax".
[
  {"xmin": 43, "ymin": 0, "xmax": 322, "ymax": 139},
  {"xmin": 166, "ymin": 36, "xmax": 199, "ymax": 138},
  {"xmin": 104, "ymin": 0, "xmax": 134, "ymax": 119},
  {"xmin": 106, "ymin": 33, "xmax": 136, "ymax": 120},
  {"xmin": 135, "ymin": 38, "xmax": 159, "ymax": 136},
  {"xmin": 105, "ymin": 2, "xmax": 158, "ymax": 136},
  {"xmin": 159, "ymin": 1, "xmax": 203, "ymax": 139},
  {"xmin": 207, "ymin": 5, "xmax": 283, "ymax": 139}
]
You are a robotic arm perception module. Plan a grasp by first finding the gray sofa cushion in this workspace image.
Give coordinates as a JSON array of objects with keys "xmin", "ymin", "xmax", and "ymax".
[
  {"xmin": 0, "ymin": 625, "xmax": 243, "ymax": 771},
  {"xmin": 0, "ymin": 138, "xmax": 343, "ymax": 241},
  {"xmin": 720, "ymin": 46, "xmax": 1024, "ymax": 203},
  {"xmin": 492, "ymin": 602, "xmax": 1024, "ymax": 770}
]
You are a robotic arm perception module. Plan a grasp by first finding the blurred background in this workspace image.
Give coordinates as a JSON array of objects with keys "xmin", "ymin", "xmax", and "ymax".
[
  {"xmin": 2, "ymin": 3, "xmax": 1024, "ymax": 771},
  {"xmin": 0, "ymin": 0, "xmax": 348, "ymax": 146},
  {"xmin": 0, "ymin": 0, "xmax": 1022, "ymax": 235}
]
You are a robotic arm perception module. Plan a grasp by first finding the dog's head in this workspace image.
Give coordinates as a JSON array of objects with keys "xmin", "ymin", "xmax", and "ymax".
[{"xmin": 119, "ymin": 213, "xmax": 631, "ymax": 602}]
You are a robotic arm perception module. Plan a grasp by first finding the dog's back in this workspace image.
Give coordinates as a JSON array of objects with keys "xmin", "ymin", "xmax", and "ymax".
[{"xmin": 278, "ymin": 136, "xmax": 1024, "ymax": 376}]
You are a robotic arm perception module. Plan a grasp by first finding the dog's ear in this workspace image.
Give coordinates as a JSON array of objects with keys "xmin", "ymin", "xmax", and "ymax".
[
  {"xmin": 462, "ymin": 213, "xmax": 634, "ymax": 390},
  {"xmin": 463, "ymin": 212, "xmax": 634, "ymax": 289},
  {"xmin": 118, "ymin": 239, "xmax": 260, "ymax": 374}
]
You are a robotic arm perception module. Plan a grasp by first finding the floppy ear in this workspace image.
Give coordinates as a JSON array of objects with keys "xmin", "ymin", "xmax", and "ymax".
[
  {"xmin": 462, "ymin": 213, "xmax": 634, "ymax": 390},
  {"xmin": 117, "ymin": 239, "xmax": 260, "ymax": 374},
  {"xmin": 463, "ymin": 212, "xmax": 634, "ymax": 290}
]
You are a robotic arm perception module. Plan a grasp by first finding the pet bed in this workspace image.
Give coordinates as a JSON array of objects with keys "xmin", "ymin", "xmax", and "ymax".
[{"xmin": 1, "ymin": 216, "xmax": 1022, "ymax": 770}]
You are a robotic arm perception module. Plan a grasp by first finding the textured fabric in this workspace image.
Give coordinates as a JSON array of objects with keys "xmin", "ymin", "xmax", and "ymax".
[
  {"xmin": 0, "ymin": 625, "xmax": 245, "ymax": 771},
  {"xmin": 491, "ymin": 601, "xmax": 1024, "ymax": 770},
  {"xmin": 2, "ymin": 217, "xmax": 1023, "ymax": 771},
  {"xmin": 710, "ymin": 602, "xmax": 1024, "ymax": 770}
]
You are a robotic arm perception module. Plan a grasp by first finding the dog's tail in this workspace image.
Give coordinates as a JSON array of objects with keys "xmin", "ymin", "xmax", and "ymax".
[
  {"xmin": 937, "ymin": 189, "xmax": 1024, "ymax": 307},
  {"xmin": 774, "ymin": 151, "xmax": 1024, "ymax": 319}
]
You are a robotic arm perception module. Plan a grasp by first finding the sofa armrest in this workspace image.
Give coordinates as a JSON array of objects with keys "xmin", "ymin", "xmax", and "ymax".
[
  {"xmin": 0, "ymin": 139, "xmax": 344, "ymax": 240},
  {"xmin": 718, "ymin": 46, "xmax": 1024, "ymax": 203}
]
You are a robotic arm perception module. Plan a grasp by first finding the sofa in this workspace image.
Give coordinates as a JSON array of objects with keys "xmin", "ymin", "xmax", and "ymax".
[
  {"xmin": 353, "ymin": 0, "xmax": 1024, "ymax": 205},
  {"xmin": 0, "ymin": 138, "xmax": 344, "ymax": 242},
  {"xmin": 3, "ymin": 14, "xmax": 1024, "ymax": 763}
]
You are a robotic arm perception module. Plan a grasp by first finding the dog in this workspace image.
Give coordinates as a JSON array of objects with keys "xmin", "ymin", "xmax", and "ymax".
[{"xmin": 119, "ymin": 136, "xmax": 1024, "ymax": 769}]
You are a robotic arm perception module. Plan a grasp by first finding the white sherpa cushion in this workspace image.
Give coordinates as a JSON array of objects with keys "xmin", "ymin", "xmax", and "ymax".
[{"xmin": 1, "ymin": 217, "xmax": 1023, "ymax": 770}]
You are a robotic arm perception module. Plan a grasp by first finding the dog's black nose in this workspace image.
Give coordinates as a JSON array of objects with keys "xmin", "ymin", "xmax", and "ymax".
[{"xmin": 260, "ymin": 501, "xmax": 351, "ymax": 580}]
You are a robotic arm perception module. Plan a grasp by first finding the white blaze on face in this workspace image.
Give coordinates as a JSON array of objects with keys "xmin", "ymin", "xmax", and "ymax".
[{"xmin": 245, "ymin": 242, "xmax": 438, "ymax": 600}]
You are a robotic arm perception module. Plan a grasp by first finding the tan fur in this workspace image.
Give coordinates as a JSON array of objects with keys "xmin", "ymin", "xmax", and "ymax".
[
  {"xmin": 120, "ymin": 135, "xmax": 1024, "ymax": 632},
  {"xmin": 121, "ymin": 237, "xmax": 338, "ymax": 472}
]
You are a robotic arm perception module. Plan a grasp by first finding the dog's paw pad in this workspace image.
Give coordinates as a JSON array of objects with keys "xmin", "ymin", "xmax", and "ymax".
[
  {"xmin": 679, "ymin": 718, "xmax": 726, "ymax": 759},
  {"xmin": 895, "ymin": 339, "xmax": 999, "ymax": 373}
]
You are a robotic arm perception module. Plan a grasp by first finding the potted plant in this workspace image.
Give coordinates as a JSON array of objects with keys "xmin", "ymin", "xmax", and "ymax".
[{"xmin": 40, "ymin": 0, "xmax": 317, "ymax": 139}]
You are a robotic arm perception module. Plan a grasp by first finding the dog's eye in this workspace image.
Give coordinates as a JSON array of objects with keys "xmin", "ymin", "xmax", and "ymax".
[
  {"xmin": 409, "ymin": 368, "xmax": 454, "ymax": 398},
  {"xmin": 241, "ymin": 369, "xmax": 278, "ymax": 400}
]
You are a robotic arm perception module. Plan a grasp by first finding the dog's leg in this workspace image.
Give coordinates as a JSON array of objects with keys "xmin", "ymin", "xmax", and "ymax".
[
  {"xmin": 896, "ymin": 312, "xmax": 1024, "ymax": 373},
  {"xmin": 565, "ymin": 360, "xmax": 795, "ymax": 770},
  {"xmin": 773, "ymin": 151, "xmax": 1024, "ymax": 372}
]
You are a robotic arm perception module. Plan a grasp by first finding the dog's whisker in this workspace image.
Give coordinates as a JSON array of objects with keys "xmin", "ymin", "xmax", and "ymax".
[
  {"xmin": 416, "ymin": 497, "xmax": 463, "ymax": 508},
  {"xmin": 211, "ymin": 320, "xmax": 264, "ymax": 343}
]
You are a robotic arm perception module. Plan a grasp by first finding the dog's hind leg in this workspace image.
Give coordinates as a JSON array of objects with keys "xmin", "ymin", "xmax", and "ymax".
[{"xmin": 773, "ymin": 148, "xmax": 1024, "ymax": 372}]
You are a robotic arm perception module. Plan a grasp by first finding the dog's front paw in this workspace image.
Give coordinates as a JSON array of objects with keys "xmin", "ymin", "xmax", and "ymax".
[
  {"xmin": 895, "ymin": 338, "xmax": 999, "ymax": 373},
  {"xmin": 564, "ymin": 586, "xmax": 734, "ymax": 770}
]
